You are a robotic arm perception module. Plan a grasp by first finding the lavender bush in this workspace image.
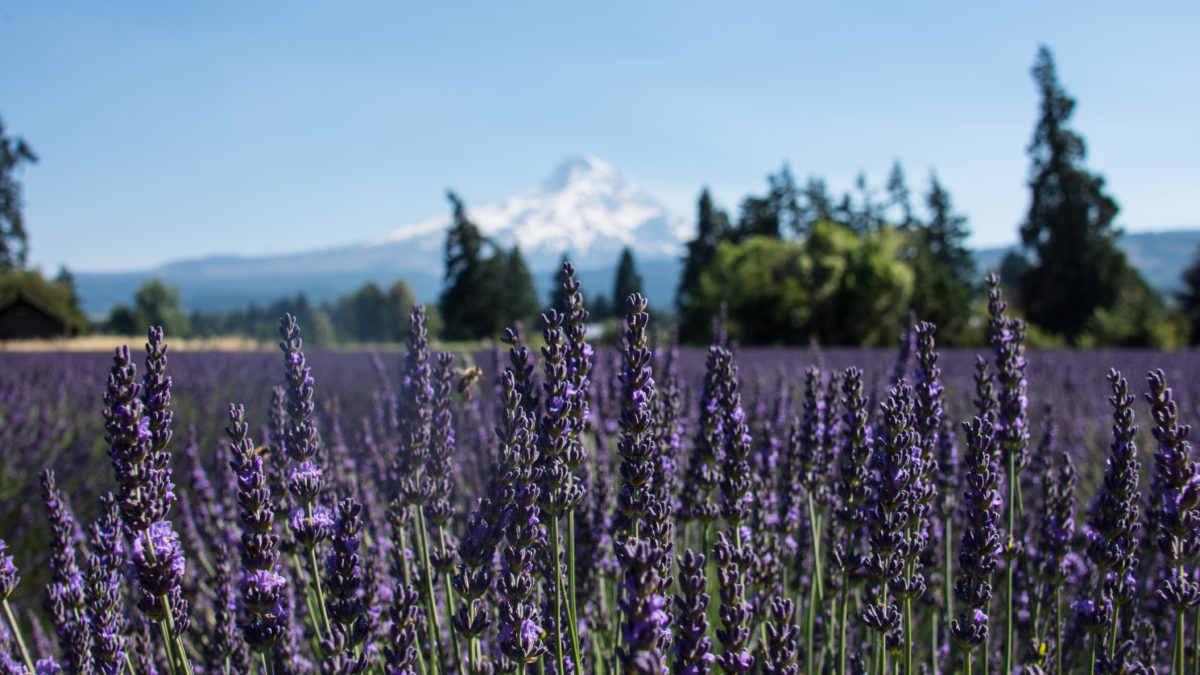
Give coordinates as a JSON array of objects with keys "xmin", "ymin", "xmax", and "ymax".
[{"xmin": 1, "ymin": 262, "xmax": 1199, "ymax": 674}]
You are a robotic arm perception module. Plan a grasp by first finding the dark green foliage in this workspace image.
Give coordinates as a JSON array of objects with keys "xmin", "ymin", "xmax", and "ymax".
[
  {"xmin": 677, "ymin": 188, "xmax": 733, "ymax": 321},
  {"xmin": 494, "ymin": 245, "xmax": 539, "ymax": 328},
  {"xmin": 684, "ymin": 224, "xmax": 912, "ymax": 346},
  {"xmin": 107, "ymin": 279, "xmax": 190, "ymax": 337},
  {"xmin": 439, "ymin": 191, "xmax": 498, "ymax": 340},
  {"xmin": 904, "ymin": 172, "xmax": 975, "ymax": 344},
  {"xmin": 733, "ymin": 164, "xmax": 803, "ymax": 241},
  {"xmin": 1016, "ymin": 46, "xmax": 1134, "ymax": 344},
  {"xmin": 0, "ymin": 268, "xmax": 87, "ymax": 334},
  {"xmin": 0, "ymin": 116, "xmax": 36, "ymax": 271},
  {"xmin": 187, "ymin": 281, "xmax": 425, "ymax": 347},
  {"xmin": 1082, "ymin": 266, "xmax": 1188, "ymax": 348},
  {"xmin": 333, "ymin": 280, "xmax": 415, "ymax": 343},
  {"xmin": 886, "ymin": 160, "xmax": 914, "ymax": 228},
  {"xmin": 439, "ymin": 191, "xmax": 537, "ymax": 340},
  {"xmin": 548, "ymin": 253, "xmax": 571, "ymax": 313},
  {"xmin": 737, "ymin": 196, "xmax": 780, "ymax": 240},
  {"xmin": 613, "ymin": 246, "xmax": 643, "ymax": 308},
  {"xmin": 1178, "ymin": 244, "xmax": 1200, "ymax": 344}
]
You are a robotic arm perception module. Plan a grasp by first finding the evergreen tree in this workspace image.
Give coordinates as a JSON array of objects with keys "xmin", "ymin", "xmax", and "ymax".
[
  {"xmin": 734, "ymin": 165, "xmax": 798, "ymax": 240},
  {"xmin": 1017, "ymin": 45, "xmax": 1129, "ymax": 343},
  {"xmin": 548, "ymin": 253, "xmax": 571, "ymax": 313},
  {"xmin": 613, "ymin": 246, "xmax": 644, "ymax": 307},
  {"xmin": 496, "ymin": 245, "xmax": 539, "ymax": 328},
  {"xmin": 1177, "ymin": 244, "xmax": 1200, "ymax": 344},
  {"xmin": 800, "ymin": 177, "xmax": 835, "ymax": 232},
  {"xmin": 844, "ymin": 172, "xmax": 884, "ymax": 235},
  {"xmin": 336, "ymin": 281, "xmax": 388, "ymax": 342},
  {"xmin": 0, "ymin": 115, "xmax": 37, "ymax": 271},
  {"xmin": 768, "ymin": 164, "xmax": 803, "ymax": 236},
  {"xmin": 886, "ymin": 160, "xmax": 914, "ymax": 227},
  {"xmin": 383, "ymin": 280, "xmax": 417, "ymax": 341},
  {"xmin": 925, "ymin": 172, "xmax": 974, "ymax": 282},
  {"xmin": 439, "ymin": 190, "xmax": 495, "ymax": 340},
  {"xmin": 736, "ymin": 196, "xmax": 779, "ymax": 240},
  {"xmin": 124, "ymin": 279, "xmax": 190, "ymax": 337},
  {"xmin": 676, "ymin": 188, "xmax": 732, "ymax": 315},
  {"xmin": 906, "ymin": 172, "xmax": 975, "ymax": 343}
]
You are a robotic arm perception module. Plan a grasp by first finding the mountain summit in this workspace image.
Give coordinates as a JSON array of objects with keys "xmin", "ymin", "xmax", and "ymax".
[
  {"xmin": 372, "ymin": 154, "xmax": 689, "ymax": 271},
  {"xmin": 76, "ymin": 155, "xmax": 691, "ymax": 314}
]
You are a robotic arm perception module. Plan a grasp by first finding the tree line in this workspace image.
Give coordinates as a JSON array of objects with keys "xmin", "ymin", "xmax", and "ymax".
[
  {"xmin": 3, "ymin": 46, "xmax": 1200, "ymax": 347},
  {"xmin": 673, "ymin": 45, "xmax": 1188, "ymax": 347}
]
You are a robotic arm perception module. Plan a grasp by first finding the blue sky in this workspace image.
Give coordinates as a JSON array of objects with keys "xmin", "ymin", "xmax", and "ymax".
[{"xmin": 2, "ymin": 1, "xmax": 1197, "ymax": 273}]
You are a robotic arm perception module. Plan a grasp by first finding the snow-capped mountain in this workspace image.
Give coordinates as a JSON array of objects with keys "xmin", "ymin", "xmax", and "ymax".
[
  {"xmin": 76, "ymin": 155, "xmax": 691, "ymax": 314},
  {"xmin": 367, "ymin": 154, "xmax": 690, "ymax": 273}
]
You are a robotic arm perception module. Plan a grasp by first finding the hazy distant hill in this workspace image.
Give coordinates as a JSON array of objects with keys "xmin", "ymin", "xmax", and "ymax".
[
  {"xmin": 74, "ymin": 154, "xmax": 1199, "ymax": 318},
  {"xmin": 974, "ymin": 229, "xmax": 1200, "ymax": 294},
  {"xmin": 76, "ymin": 155, "xmax": 688, "ymax": 316}
]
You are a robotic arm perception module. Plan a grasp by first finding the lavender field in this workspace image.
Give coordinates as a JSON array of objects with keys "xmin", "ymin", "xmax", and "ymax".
[{"xmin": 1, "ymin": 270, "xmax": 1198, "ymax": 674}]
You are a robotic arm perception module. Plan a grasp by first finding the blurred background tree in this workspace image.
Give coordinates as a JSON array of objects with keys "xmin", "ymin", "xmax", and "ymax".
[
  {"xmin": 612, "ymin": 246, "xmax": 644, "ymax": 310},
  {"xmin": 439, "ymin": 191, "xmax": 536, "ymax": 340},
  {"xmin": 683, "ymin": 223, "xmax": 912, "ymax": 346},
  {"xmin": 1, "ymin": 115, "xmax": 37, "ymax": 271},
  {"xmin": 1016, "ymin": 45, "xmax": 1135, "ymax": 345}
]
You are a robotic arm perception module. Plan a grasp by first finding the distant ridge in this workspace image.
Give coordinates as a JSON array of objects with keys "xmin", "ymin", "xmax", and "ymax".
[
  {"xmin": 73, "ymin": 155, "xmax": 1200, "ymax": 316},
  {"xmin": 973, "ymin": 228, "xmax": 1200, "ymax": 294},
  {"xmin": 75, "ymin": 155, "xmax": 689, "ymax": 315}
]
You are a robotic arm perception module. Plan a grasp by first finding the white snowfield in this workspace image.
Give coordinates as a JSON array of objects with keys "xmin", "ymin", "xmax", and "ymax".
[{"xmin": 368, "ymin": 154, "xmax": 689, "ymax": 271}]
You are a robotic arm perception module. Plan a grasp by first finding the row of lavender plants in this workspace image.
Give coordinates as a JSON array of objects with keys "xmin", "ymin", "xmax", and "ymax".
[{"xmin": 0, "ymin": 265, "xmax": 1198, "ymax": 674}]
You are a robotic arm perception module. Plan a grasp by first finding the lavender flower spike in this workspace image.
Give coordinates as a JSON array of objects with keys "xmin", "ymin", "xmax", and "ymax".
[{"xmin": 950, "ymin": 417, "xmax": 1000, "ymax": 652}]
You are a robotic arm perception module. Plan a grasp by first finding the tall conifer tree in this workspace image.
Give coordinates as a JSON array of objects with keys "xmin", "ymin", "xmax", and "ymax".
[
  {"xmin": 677, "ymin": 188, "xmax": 731, "ymax": 315},
  {"xmin": 439, "ymin": 191, "xmax": 494, "ymax": 339},
  {"xmin": 1017, "ymin": 45, "xmax": 1129, "ymax": 343},
  {"xmin": 613, "ymin": 246, "xmax": 643, "ymax": 307}
]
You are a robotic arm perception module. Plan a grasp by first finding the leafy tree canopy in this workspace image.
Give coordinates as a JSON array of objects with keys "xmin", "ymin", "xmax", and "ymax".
[{"xmin": 0, "ymin": 115, "xmax": 37, "ymax": 271}]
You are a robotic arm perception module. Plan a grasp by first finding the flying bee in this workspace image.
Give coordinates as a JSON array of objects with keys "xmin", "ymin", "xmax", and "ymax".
[
  {"xmin": 252, "ymin": 445, "xmax": 272, "ymax": 459},
  {"xmin": 456, "ymin": 365, "xmax": 484, "ymax": 401}
]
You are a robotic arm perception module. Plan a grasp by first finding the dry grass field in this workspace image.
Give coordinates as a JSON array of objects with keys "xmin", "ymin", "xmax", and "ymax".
[{"xmin": 0, "ymin": 334, "xmax": 274, "ymax": 352}]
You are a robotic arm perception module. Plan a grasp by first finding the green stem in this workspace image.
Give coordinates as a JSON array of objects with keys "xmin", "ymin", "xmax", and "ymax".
[
  {"xmin": 931, "ymin": 608, "xmax": 939, "ymax": 675},
  {"xmin": 1055, "ymin": 585, "xmax": 1062, "ymax": 675},
  {"xmin": 159, "ymin": 586, "xmax": 193, "ymax": 675},
  {"xmin": 549, "ymin": 516, "xmax": 567, "ymax": 675},
  {"xmin": 412, "ymin": 508, "xmax": 442, "ymax": 675},
  {"xmin": 807, "ymin": 494, "xmax": 825, "ymax": 599},
  {"xmin": 965, "ymin": 650, "xmax": 972, "ymax": 675},
  {"xmin": 904, "ymin": 594, "xmax": 913, "ymax": 675},
  {"xmin": 2, "ymin": 599, "xmax": 34, "ymax": 675},
  {"xmin": 566, "ymin": 509, "xmax": 582, "ymax": 672},
  {"xmin": 1178, "ymin": 601, "xmax": 1186, "ymax": 675},
  {"xmin": 158, "ymin": 614, "xmax": 181, "ymax": 675},
  {"xmin": 839, "ymin": 581, "xmax": 849, "ymax": 675},
  {"xmin": 436, "ymin": 526, "xmax": 462, "ymax": 668},
  {"xmin": 1090, "ymin": 634, "xmax": 1097, "ymax": 675},
  {"xmin": 806, "ymin": 574, "xmax": 816, "ymax": 675},
  {"xmin": 304, "ymin": 502, "xmax": 332, "ymax": 639},
  {"xmin": 1006, "ymin": 448, "xmax": 1016, "ymax": 675},
  {"xmin": 260, "ymin": 650, "xmax": 274, "ymax": 675},
  {"xmin": 881, "ymin": 580, "xmax": 889, "ymax": 675},
  {"xmin": 1109, "ymin": 603, "xmax": 1120, "ymax": 660},
  {"xmin": 1194, "ymin": 603, "xmax": 1199, "ymax": 675},
  {"xmin": 944, "ymin": 515, "xmax": 953, "ymax": 671}
]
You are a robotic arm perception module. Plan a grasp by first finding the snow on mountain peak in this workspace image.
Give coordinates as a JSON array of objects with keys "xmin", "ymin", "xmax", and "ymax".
[
  {"xmin": 540, "ymin": 154, "xmax": 620, "ymax": 192},
  {"xmin": 372, "ymin": 155, "xmax": 688, "ymax": 272}
]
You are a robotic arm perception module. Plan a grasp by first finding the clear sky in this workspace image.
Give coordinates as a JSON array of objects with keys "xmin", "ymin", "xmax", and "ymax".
[{"xmin": 2, "ymin": 1, "xmax": 1197, "ymax": 273}]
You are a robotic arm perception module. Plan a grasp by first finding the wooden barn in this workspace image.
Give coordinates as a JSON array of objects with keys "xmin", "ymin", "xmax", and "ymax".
[{"xmin": 0, "ymin": 294, "xmax": 77, "ymax": 340}]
